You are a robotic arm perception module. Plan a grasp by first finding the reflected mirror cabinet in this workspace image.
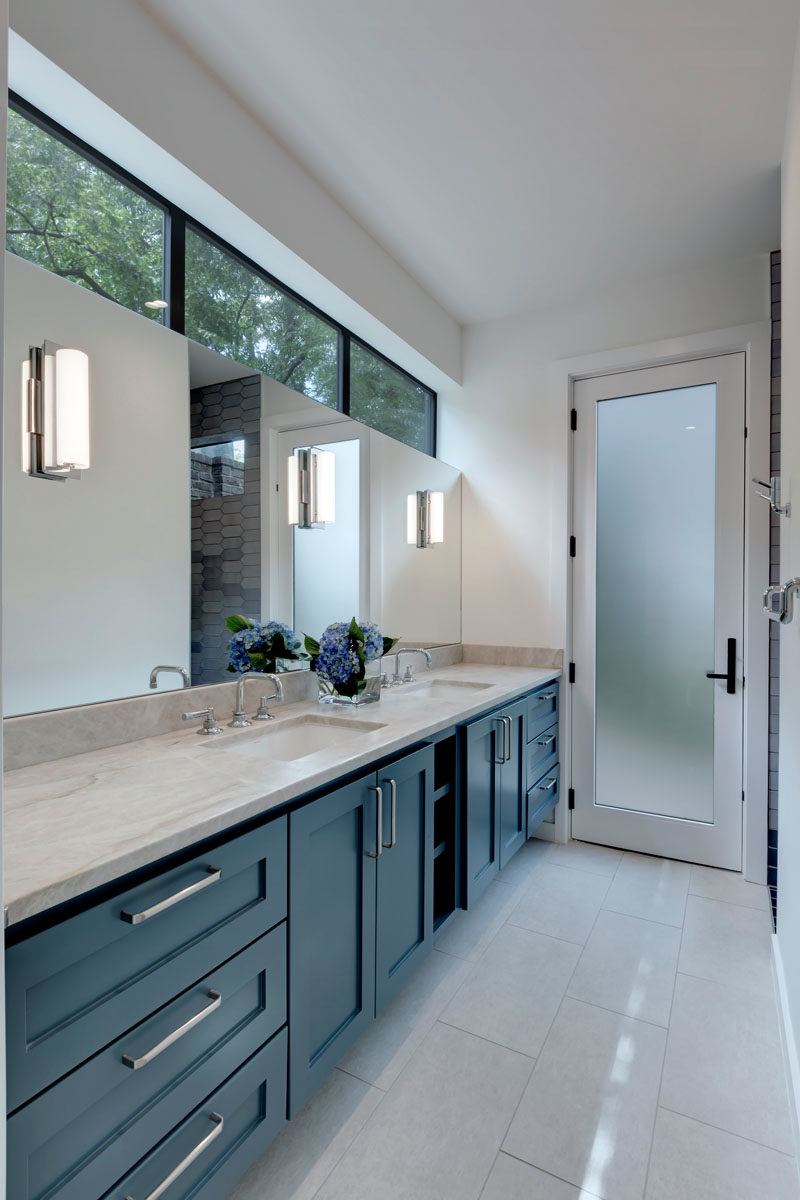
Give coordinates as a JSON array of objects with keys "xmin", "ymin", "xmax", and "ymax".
[{"xmin": 3, "ymin": 252, "xmax": 462, "ymax": 717}]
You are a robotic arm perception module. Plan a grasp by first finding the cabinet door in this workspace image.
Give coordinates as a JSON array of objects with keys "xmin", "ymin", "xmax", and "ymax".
[
  {"xmin": 289, "ymin": 777, "xmax": 377, "ymax": 1115},
  {"xmin": 375, "ymin": 744, "xmax": 434, "ymax": 1013},
  {"xmin": 498, "ymin": 698, "xmax": 527, "ymax": 869},
  {"xmin": 462, "ymin": 713, "xmax": 502, "ymax": 907}
]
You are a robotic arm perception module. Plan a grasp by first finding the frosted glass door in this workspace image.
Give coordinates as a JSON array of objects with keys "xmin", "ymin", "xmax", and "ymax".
[
  {"xmin": 595, "ymin": 386, "xmax": 716, "ymax": 821},
  {"xmin": 572, "ymin": 355, "xmax": 744, "ymax": 869}
]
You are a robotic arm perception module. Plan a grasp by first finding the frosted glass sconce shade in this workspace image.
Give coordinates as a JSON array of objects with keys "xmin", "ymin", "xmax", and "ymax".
[
  {"xmin": 407, "ymin": 489, "xmax": 444, "ymax": 548},
  {"xmin": 22, "ymin": 343, "xmax": 90, "ymax": 480},
  {"xmin": 287, "ymin": 447, "xmax": 336, "ymax": 527}
]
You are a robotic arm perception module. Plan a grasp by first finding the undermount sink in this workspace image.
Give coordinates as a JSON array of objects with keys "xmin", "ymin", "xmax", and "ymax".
[
  {"xmin": 208, "ymin": 714, "xmax": 386, "ymax": 762},
  {"xmin": 395, "ymin": 678, "xmax": 493, "ymax": 698}
]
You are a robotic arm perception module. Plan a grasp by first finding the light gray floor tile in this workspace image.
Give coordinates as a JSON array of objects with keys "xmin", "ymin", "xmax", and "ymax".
[
  {"xmin": 495, "ymin": 836, "xmax": 552, "ymax": 889},
  {"xmin": 546, "ymin": 840, "xmax": 623, "ymax": 877},
  {"xmin": 435, "ymin": 880, "xmax": 519, "ymax": 961},
  {"xmin": 508, "ymin": 863, "xmax": 611, "ymax": 945},
  {"xmin": 567, "ymin": 909, "xmax": 681, "ymax": 1027},
  {"xmin": 441, "ymin": 923, "xmax": 580, "ymax": 1056},
  {"xmin": 503, "ymin": 998, "xmax": 666, "ymax": 1200},
  {"xmin": 315, "ymin": 1022, "xmax": 534, "ymax": 1200},
  {"xmin": 645, "ymin": 1108, "xmax": 800, "ymax": 1200},
  {"xmin": 679, "ymin": 894, "xmax": 774, "ymax": 999},
  {"xmin": 225, "ymin": 1068, "xmax": 383, "ymax": 1200},
  {"xmin": 660, "ymin": 972, "xmax": 795, "ymax": 1154},
  {"xmin": 338, "ymin": 948, "xmax": 470, "ymax": 1090},
  {"xmin": 602, "ymin": 853, "xmax": 690, "ymax": 927},
  {"xmin": 480, "ymin": 1153, "xmax": 602, "ymax": 1199},
  {"xmin": 689, "ymin": 863, "xmax": 771, "ymax": 911}
]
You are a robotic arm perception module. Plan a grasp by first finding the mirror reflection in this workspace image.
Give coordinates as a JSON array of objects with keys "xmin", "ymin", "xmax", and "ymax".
[{"xmin": 3, "ymin": 253, "xmax": 461, "ymax": 716}]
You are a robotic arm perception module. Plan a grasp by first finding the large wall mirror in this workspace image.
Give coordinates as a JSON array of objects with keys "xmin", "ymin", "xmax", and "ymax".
[{"xmin": 3, "ymin": 253, "xmax": 462, "ymax": 716}]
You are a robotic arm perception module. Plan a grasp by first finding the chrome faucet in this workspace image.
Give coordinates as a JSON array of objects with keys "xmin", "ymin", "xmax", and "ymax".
[
  {"xmin": 232, "ymin": 672, "xmax": 284, "ymax": 727},
  {"xmin": 149, "ymin": 664, "xmax": 190, "ymax": 689},
  {"xmin": 395, "ymin": 648, "xmax": 433, "ymax": 683}
]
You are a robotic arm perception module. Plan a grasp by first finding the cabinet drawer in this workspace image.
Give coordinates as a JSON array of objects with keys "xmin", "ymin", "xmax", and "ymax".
[
  {"xmin": 526, "ymin": 722, "xmax": 558, "ymax": 789},
  {"xmin": 7, "ymin": 926, "xmax": 286, "ymax": 1200},
  {"xmin": 7, "ymin": 817, "xmax": 287, "ymax": 1111},
  {"xmin": 526, "ymin": 682, "xmax": 559, "ymax": 741},
  {"xmin": 104, "ymin": 1029, "xmax": 287, "ymax": 1200},
  {"xmin": 527, "ymin": 764, "xmax": 560, "ymax": 835}
]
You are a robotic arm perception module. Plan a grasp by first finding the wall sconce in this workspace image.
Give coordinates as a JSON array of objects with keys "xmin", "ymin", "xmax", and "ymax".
[
  {"xmin": 287, "ymin": 447, "xmax": 336, "ymax": 527},
  {"xmin": 407, "ymin": 490, "xmax": 444, "ymax": 548},
  {"xmin": 22, "ymin": 342, "xmax": 90, "ymax": 481}
]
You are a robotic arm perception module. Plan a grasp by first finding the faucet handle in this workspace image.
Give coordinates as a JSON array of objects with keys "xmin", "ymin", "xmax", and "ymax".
[
  {"xmin": 182, "ymin": 706, "xmax": 223, "ymax": 735},
  {"xmin": 255, "ymin": 695, "xmax": 276, "ymax": 721}
]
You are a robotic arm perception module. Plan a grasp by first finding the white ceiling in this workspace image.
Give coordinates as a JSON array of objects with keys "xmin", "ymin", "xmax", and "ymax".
[{"xmin": 140, "ymin": 0, "xmax": 798, "ymax": 326}]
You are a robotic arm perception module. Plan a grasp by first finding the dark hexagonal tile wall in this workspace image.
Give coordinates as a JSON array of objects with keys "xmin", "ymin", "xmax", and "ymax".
[{"xmin": 191, "ymin": 375, "xmax": 261, "ymax": 685}]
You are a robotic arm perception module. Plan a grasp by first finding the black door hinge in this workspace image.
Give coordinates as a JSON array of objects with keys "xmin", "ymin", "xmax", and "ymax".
[
  {"xmin": 742, "ymin": 790, "xmax": 745, "ymax": 805},
  {"xmin": 568, "ymin": 662, "xmax": 576, "ymax": 684},
  {"xmin": 570, "ymin": 408, "xmax": 578, "ymax": 431},
  {"xmin": 568, "ymin": 787, "xmax": 575, "ymax": 810},
  {"xmin": 569, "ymin": 535, "xmax": 576, "ymax": 558}
]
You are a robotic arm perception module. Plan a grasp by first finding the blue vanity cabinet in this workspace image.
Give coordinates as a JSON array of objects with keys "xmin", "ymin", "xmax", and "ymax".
[
  {"xmin": 463, "ymin": 698, "xmax": 527, "ymax": 905},
  {"xmin": 289, "ymin": 743, "xmax": 433, "ymax": 1115}
]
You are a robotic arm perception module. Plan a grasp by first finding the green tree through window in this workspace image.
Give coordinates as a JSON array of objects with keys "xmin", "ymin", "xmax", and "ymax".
[
  {"xmin": 6, "ymin": 107, "xmax": 165, "ymax": 319},
  {"xmin": 185, "ymin": 226, "xmax": 338, "ymax": 407},
  {"xmin": 350, "ymin": 341, "xmax": 430, "ymax": 452}
]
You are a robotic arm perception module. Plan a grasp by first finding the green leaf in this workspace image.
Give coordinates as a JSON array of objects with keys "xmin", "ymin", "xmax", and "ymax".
[
  {"xmin": 226, "ymin": 614, "xmax": 252, "ymax": 634},
  {"xmin": 349, "ymin": 616, "xmax": 363, "ymax": 641},
  {"xmin": 382, "ymin": 635, "xmax": 399, "ymax": 655},
  {"xmin": 304, "ymin": 635, "xmax": 320, "ymax": 656}
]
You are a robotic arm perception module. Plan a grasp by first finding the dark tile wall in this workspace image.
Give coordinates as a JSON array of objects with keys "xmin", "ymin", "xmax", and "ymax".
[
  {"xmin": 769, "ymin": 249, "xmax": 781, "ymax": 927},
  {"xmin": 191, "ymin": 376, "xmax": 261, "ymax": 686}
]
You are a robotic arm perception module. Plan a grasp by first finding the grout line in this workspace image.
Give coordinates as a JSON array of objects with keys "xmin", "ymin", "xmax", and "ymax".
[
  {"xmin": 656, "ymin": 1103, "xmax": 798, "ymax": 1160},
  {"xmin": 687, "ymin": 888, "xmax": 771, "ymax": 913},
  {"xmin": 598, "ymin": 901, "xmax": 688, "ymax": 933},
  {"xmin": 334, "ymin": 1064, "xmax": 389, "ymax": 1092},
  {"xmin": 435, "ymin": 1016, "xmax": 538, "ymax": 1060},
  {"xmin": 495, "ymin": 1150, "xmax": 604, "ymax": 1198}
]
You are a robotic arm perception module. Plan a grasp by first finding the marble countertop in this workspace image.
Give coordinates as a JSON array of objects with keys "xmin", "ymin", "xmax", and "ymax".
[{"xmin": 3, "ymin": 664, "xmax": 560, "ymax": 927}]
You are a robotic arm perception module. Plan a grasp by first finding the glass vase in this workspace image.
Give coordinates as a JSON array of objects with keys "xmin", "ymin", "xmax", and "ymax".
[{"xmin": 318, "ymin": 676, "xmax": 381, "ymax": 706}]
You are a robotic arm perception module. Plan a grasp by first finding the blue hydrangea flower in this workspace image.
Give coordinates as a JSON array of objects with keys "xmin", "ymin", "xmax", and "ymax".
[
  {"xmin": 226, "ymin": 618, "xmax": 304, "ymax": 673},
  {"xmin": 359, "ymin": 621, "xmax": 384, "ymax": 662}
]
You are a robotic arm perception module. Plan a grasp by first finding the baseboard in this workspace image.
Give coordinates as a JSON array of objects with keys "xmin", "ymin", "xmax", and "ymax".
[{"xmin": 772, "ymin": 934, "xmax": 800, "ymax": 1166}]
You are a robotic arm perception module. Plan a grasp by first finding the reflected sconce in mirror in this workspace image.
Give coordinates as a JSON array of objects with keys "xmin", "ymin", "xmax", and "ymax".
[
  {"xmin": 287, "ymin": 447, "xmax": 336, "ymax": 528},
  {"xmin": 22, "ymin": 342, "xmax": 90, "ymax": 481},
  {"xmin": 407, "ymin": 489, "xmax": 444, "ymax": 548}
]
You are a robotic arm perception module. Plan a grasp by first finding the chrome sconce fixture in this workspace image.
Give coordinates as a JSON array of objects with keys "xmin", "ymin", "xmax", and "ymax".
[
  {"xmin": 287, "ymin": 447, "xmax": 336, "ymax": 528},
  {"xmin": 407, "ymin": 489, "xmax": 444, "ymax": 548},
  {"xmin": 22, "ymin": 342, "xmax": 90, "ymax": 481}
]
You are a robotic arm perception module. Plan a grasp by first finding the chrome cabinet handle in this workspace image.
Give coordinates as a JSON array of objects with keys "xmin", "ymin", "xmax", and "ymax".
[
  {"xmin": 125, "ymin": 1112, "xmax": 224, "ymax": 1200},
  {"xmin": 503, "ymin": 715, "xmax": 513, "ymax": 763},
  {"xmin": 537, "ymin": 734, "xmax": 556, "ymax": 748},
  {"xmin": 537, "ymin": 777, "xmax": 558, "ymax": 792},
  {"xmin": 537, "ymin": 691, "xmax": 557, "ymax": 702},
  {"xmin": 120, "ymin": 866, "xmax": 221, "ymax": 924},
  {"xmin": 366, "ymin": 785, "xmax": 383, "ymax": 858},
  {"xmin": 122, "ymin": 990, "xmax": 221, "ymax": 1069},
  {"xmin": 381, "ymin": 778, "xmax": 397, "ymax": 849},
  {"xmin": 493, "ymin": 718, "xmax": 505, "ymax": 765}
]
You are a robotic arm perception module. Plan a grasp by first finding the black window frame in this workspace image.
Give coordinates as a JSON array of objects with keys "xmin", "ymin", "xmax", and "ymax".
[{"xmin": 7, "ymin": 90, "xmax": 438, "ymax": 456}]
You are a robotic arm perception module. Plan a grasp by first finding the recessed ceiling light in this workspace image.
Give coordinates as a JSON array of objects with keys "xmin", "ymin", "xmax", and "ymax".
[
  {"xmin": 685, "ymin": 425, "xmax": 696, "ymax": 430},
  {"xmin": 144, "ymin": 299, "xmax": 169, "ymax": 310}
]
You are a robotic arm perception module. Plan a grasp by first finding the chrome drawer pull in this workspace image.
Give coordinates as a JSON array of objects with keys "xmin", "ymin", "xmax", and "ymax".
[
  {"xmin": 536, "ymin": 691, "xmax": 557, "ymax": 702},
  {"xmin": 537, "ymin": 777, "xmax": 558, "ymax": 792},
  {"xmin": 381, "ymin": 778, "xmax": 397, "ymax": 849},
  {"xmin": 125, "ymin": 1111, "xmax": 223, "ymax": 1200},
  {"xmin": 366, "ymin": 785, "xmax": 383, "ymax": 858},
  {"xmin": 120, "ymin": 866, "xmax": 221, "ymax": 924},
  {"xmin": 122, "ymin": 990, "xmax": 222, "ymax": 1069},
  {"xmin": 536, "ymin": 734, "xmax": 556, "ymax": 748}
]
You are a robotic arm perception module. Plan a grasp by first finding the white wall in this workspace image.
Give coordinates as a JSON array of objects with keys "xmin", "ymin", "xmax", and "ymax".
[
  {"xmin": 8, "ymin": 1, "xmax": 461, "ymax": 388},
  {"xmin": 1, "ymin": 4, "xmax": 9, "ymax": 1187},
  {"xmin": 775, "ymin": 18, "xmax": 800, "ymax": 1120},
  {"xmin": 439, "ymin": 253, "xmax": 771, "ymax": 650},
  {"xmin": 3, "ymin": 255, "xmax": 191, "ymax": 714}
]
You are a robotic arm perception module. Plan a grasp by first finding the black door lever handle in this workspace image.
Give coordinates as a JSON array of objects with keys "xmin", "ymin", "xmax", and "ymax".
[{"xmin": 705, "ymin": 638, "xmax": 736, "ymax": 695}]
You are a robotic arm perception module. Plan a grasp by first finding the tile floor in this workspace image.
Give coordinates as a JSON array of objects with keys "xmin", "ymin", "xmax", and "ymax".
[{"xmin": 227, "ymin": 839, "xmax": 799, "ymax": 1200}]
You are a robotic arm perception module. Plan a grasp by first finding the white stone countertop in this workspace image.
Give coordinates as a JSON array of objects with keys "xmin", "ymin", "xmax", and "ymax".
[{"xmin": 3, "ymin": 664, "xmax": 560, "ymax": 927}]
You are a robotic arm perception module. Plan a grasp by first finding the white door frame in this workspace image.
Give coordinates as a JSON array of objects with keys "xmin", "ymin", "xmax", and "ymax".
[{"xmin": 553, "ymin": 322, "xmax": 770, "ymax": 883}]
